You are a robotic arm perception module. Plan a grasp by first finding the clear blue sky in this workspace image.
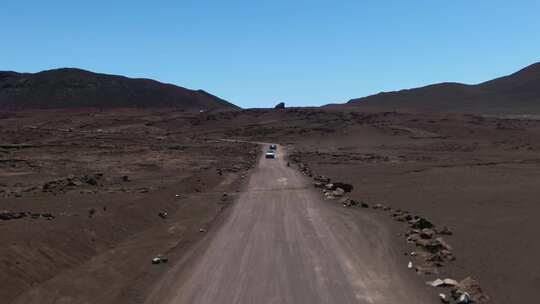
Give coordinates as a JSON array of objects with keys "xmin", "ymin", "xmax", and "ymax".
[{"xmin": 2, "ymin": 1, "xmax": 540, "ymax": 108}]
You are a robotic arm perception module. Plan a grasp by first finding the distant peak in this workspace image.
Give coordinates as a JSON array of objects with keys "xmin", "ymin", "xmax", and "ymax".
[
  {"xmin": 0, "ymin": 67, "xmax": 239, "ymax": 110},
  {"xmin": 515, "ymin": 61, "xmax": 540, "ymax": 73},
  {"xmin": 38, "ymin": 67, "xmax": 95, "ymax": 75}
]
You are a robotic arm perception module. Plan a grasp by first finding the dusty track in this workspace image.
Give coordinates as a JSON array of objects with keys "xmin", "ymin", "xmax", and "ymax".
[{"xmin": 148, "ymin": 145, "xmax": 432, "ymax": 304}]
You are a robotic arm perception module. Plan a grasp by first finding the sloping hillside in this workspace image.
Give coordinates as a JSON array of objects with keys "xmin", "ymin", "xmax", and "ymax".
[
  {"xmin": 336, "ymin": 62, "xmax": 540, "ymax": 114},
  {"xmin": 0, "ymin": 68, "xmax": 238, "ymax": 111}
]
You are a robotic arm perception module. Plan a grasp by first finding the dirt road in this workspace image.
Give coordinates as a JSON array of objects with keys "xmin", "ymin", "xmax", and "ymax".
[{"xmin": 149, "ymin": 145, "xmax": 432, "ymax": 304}]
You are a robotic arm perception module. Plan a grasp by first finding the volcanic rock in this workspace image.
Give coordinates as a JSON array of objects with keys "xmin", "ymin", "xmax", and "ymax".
[
  {"xmin": 420, "ymin": 228, "xmax": 435, "ymax": 239},
  {"xmin": 436, "ymin": 226, "xmax": 453, "ymax": 235},
  {"xmin": 452, "ymin": 277, "xmax": 490, "ymax": 303},
  {"xmin": 274, "ymin": 102, "xmax": 285, "ymax": 109},
  {"xmin": 332, "ymin": 187, "xmax": 345, "ymax": 197},
  {"xmin": 314, "ymin": 175, "xmax": 330, "ymax": 183},
  {"xmin": 372, "ymin": 203, "xmax": 384, "ymax": 210},
  {"xmin": 0, "ymin": 211, "xmax": 26, "ymax": 220},
  {"xmin": 332, "ymin": 182, "xmax": 354, "ymax": 193},
  {"xmin": 409, "ymin": 217, "xmax": 434, "ymax": 229}
]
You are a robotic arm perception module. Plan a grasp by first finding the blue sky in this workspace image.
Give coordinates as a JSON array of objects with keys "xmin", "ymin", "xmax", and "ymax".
[{"xmin": 2, "ymin": 1, "xmax": 540, "ymax": 108}]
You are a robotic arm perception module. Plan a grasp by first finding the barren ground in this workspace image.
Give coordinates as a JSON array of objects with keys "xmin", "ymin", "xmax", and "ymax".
[
  {"xmin": 2, "ymin": 108, "xmax": 539, "ymax": 303},
  {"xmin": 199, "ymin": 109, "xmax": 540, "ymax": 304},
  {"xmin": 146, "ymin": 145, "xmax": 433, "ymax": 303},
  {"xmin": 0, "ymin": 109, "xmax": 258, "ymax": 303}
]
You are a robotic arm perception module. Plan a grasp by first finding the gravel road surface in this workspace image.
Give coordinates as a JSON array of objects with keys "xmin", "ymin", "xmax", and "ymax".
[{"xmin": 151, "ymin": 145, "xmax": 432, "ymax": 304}]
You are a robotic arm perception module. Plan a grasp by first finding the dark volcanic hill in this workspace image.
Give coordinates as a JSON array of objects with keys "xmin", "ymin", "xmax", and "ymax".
[
  {"xmin": 335, "ymin": 62, "xmax": 540, "ymax": 114},
  {"xmin": 0, "ymin": 68, "xmax": 238, "ymax": 111}
]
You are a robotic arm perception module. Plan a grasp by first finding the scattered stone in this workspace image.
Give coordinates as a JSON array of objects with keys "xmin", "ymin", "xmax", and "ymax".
[
  {"xmin": 452, "ymin": 277, "xmax": 490, "ymax": 303},
  {"xmin": 420, "ymin": 228, "xmax": 435, "ymax": 239},
  {"xmin": 340, "ymin": 198, "xmax": 358, "ymax": 207},
  {"xmin": 332, "ymin": 187, "xmax": 345, "ymax": 197},
  {"xmin": 0, "ymin": 211, "xmax": 56, "ymax": 221},
  {"xmin": 443, "ymin": 278, "xmax": 459, "ymax": 286},
  {"xmin": 435, "ymin": 237, "xmax": 453, "ymax": 251},
  {"xmin": 332, "ymin": 182, "xmax": 354, "ymax": 193},
  {"xmin": 84, "ymin": 176, "xmax": 98, "ymax": 186},
  {"xmin": 427, "ymin": 278, "xmax": 445, "ymax": 287},
  {"xmin": 407, "ymin": 233, "xmax": 421, "ymax": 243},
  {"xmin": 427, "ymin": 278, "xmax": 459, "ymax": 287},
  {"xmin": 426, "ymin": 249, "xmax": 456, "ymax": 263},
  {"xmin": 436, "ymin": 226, "xmax": 453, "ymax": 235},
  {"xmin": 314, "ymin": 175, "xmax": 330, "ymax": 183},
  {"xmin": 122, "ymin": 175, "xmax": 130, "ymax": 182},
  {"xmin": 68, "ymin": 179, "xmax": 83, "ymax": 186},
  {"xmin": 360, "ymin": 201, "xmax": 369, "ymax": 208},
  {"xmin": 40, "ymin": 213, "xmax": 55, "ymax": 220},
  {"xmin": 415, "ymin": 237, "xmax": 452, "ymax": 253},
  {"xmin": 158, "ymin": 211, "xmax": 168, "ymax": 219},
  {"xmin": 324, "ymin": 192, "xmax": 335, "ymax": 200},
  {"xmin": 392, "ymin": 210, "xmax": 412, "ymax": 221},
  {"xmin": 0, "ymin": 211, "xmax": 26, "ymax": 220},
  {"xmin": 409, "ymin": 216, "xmax": 434, "ymax": 229},
  {"xmin": 372, "ymin": 203, "xmax": 384, "ymax": 210},
  {"xmin": 42, "ymin": 173, "xmax": 103, "ymax": 193},
  {"xmin": 199, "ymin": 228, "xmax": 206, "ymax": 233},
  {"xmin": 151, "ymin": 256, "xmax": 168, "ymax": 264},
  {"xmin": 439, "ymin": 293, "xmax": 450, "ymax": 303},
  {"xmin": 415, "ymin": 264, "xmax": 439, "ymax": 275},
  {"xmin": 313, "ymin": 181, "xmax": 323, "ymax": 188},
  {"xmin": 456, "ymin": 292, "xmax": 471, "ymax": 304},
  {"xmin": 407, "ymin": 261, "xmax": 413, "ymax": 269}
]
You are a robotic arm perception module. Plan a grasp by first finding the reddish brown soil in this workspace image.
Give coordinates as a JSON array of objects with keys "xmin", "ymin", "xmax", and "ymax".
[
  {"xmin": 0, "ymin": 109, "xmax": 258, "ymax": 303},
  {"xmin": 199, "ymin": 108, "xmax": 540, "ymax": 304},
  {"xmin": 2, "ymin": 107, "xmax": 539, "ymax": 303}
]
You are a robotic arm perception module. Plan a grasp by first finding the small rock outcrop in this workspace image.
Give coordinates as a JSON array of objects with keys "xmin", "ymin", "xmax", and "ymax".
[{"xmin": 451, "ymin": 277, "xmax": 490, "ymax": 303}]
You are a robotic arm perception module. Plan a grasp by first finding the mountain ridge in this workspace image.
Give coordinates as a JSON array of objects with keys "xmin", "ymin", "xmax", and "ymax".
[
  {"xmin": 334, "ymin": 62, "xmax": 540, "ymax": 114},
  {"xmin": 0, "ymin": 68, "xmax": 238, "ymax": 111}
]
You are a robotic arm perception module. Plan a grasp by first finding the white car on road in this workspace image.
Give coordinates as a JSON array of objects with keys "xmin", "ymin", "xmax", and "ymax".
[{"xmin": 265, "ymin": 150, "xmax": 276, "ymax": 159}]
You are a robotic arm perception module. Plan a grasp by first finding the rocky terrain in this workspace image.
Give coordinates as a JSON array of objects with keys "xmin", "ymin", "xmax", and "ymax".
[
  {"xmin": 0, "ymin": 109, "xmax": 258, "ymax": 303},
  {"xmin": 196, "ymin": 108, "xmax": 540, "ymax": 304},
  {"xmin": 2, "ymin": 106, "xmax": 539, "ymax": 303},
  {"xmin": 0, "ymin": 69, "xmax": 238, "ymax": 111},
  {"xmin": 2, "ymin": 61, "xmax": 540, "ymax": 303}
]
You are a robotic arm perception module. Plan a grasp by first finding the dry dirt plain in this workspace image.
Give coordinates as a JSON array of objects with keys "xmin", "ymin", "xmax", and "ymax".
[
  {"xmin": 200, "ymin": 108, "xmax": 540, "ymax": 304},
  {"xmin": 0, "ymin": 109, "xmax": 258, "ymax": 303}
]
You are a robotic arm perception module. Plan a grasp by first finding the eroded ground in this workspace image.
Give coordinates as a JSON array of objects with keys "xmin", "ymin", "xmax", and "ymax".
[
  {"xmin": 198, "ymin": 109, "xmax": 540, "ymax": 304},
  {"xmin": 2, "ymin": 108, "xmax": 539, "ymax": 303},
  {"xmin": 0, "ymin": 109, "xmax": 258, "ymax": 303}
]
